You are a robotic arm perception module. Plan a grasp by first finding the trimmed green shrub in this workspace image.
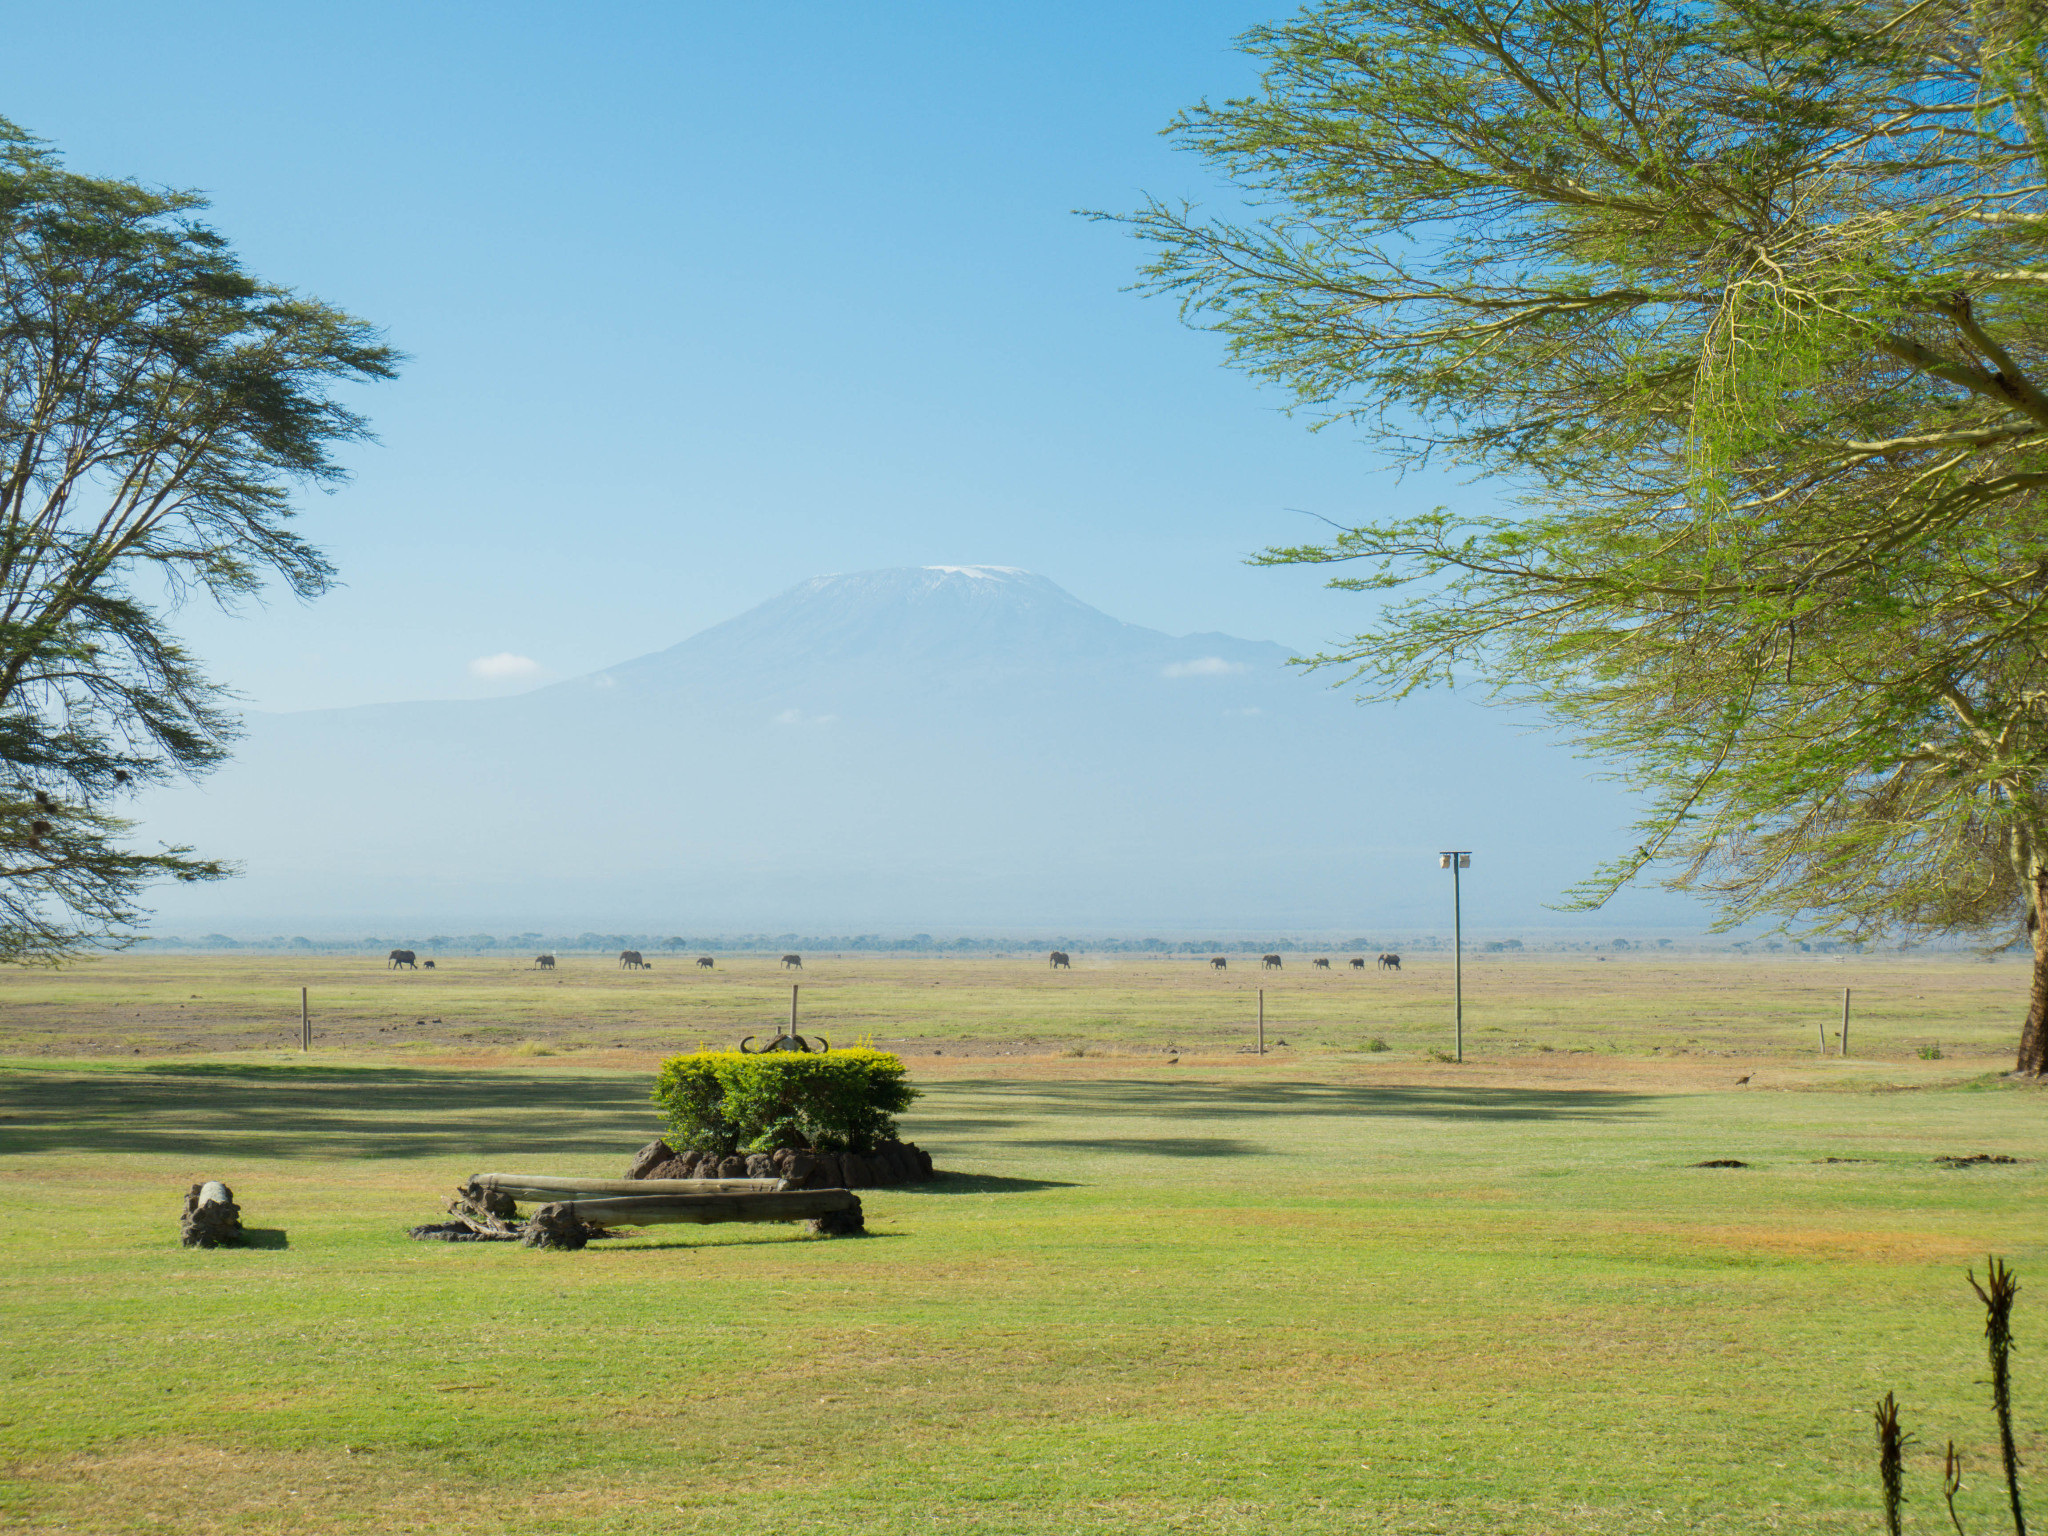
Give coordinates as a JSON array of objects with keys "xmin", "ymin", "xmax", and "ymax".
[{"xmin": 650, "ymin": 1048, "xmax": 918, "ymax": 1155}]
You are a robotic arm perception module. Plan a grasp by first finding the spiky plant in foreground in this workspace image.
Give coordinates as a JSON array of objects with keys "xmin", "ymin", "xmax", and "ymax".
[
  {"xmin": 1968, "ymin": 1259, "xmax": 2028, "ymax": 1536},
  {"xmin": 1877, "ymin": 1391, "xmax": 1909, "ymax": 1536},
  {"xmin": 1876, "ymin": 1260, "xmax": 2027, "ymax": 1534}
]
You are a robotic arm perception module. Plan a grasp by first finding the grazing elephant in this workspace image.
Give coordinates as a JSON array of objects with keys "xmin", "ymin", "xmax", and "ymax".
[
  {"xmin": 619, "ymin": 950, "xmax": 645, "ymax": 969},
  {"xmin": 1378, "ymin": 953, "xmax": 1402, "ymax": 971},
  {"xmin": 1313, "ymin": 958, "xmax": 1331, "ymax": 970},
  {"xmin": 423, "ymin": 960, "xmax": 436, "ymax": 969},
  {"xmin": 535, "ymin": 954, "xmax": 555, "ymax": 970},
  {"xmin": 696, "ymin": 956, "xmax": 714, "ymax": 969},
  {"xmin": 1350, "ymin": 957, "xmax": 1367, "ymax": 970},
  {"xmin": 1261, "ymin": 954, "xmax": 1282, "ymax": 970},
  {"xmin": 388, "ymin": 949, "xmax": 417, "ymax": 970},
  {"xmin": 779, "ymin": 954, "xmax": 803, "ymax": 969},
  {"xmin": 1211, "ymin": 957, "xmax": 1227, "ymax": 970},
  {"xmin": 1050, "ymin": 951, "xmax": 1071, "ymax": 969}
]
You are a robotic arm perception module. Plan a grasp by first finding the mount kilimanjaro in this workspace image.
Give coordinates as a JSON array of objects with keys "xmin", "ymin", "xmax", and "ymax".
[{"xmin": 133, "ymin": 565, "xmax": 1683, "ymax": 934}]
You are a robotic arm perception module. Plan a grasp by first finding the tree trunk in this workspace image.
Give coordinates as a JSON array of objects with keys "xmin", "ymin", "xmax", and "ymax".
[
  {"xmin": 180, "ymin": 1181, "xmax": 243, "ymax": 1248},
  {"xmin": 2018, "ymin": 858, "xmax": 2048, "ymax": 1078}
]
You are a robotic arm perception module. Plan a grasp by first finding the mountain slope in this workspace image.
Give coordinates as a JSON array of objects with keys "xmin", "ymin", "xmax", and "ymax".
[{"xmin": 133, "ymin": 565, "xmax": 1692, "ymax": 933}]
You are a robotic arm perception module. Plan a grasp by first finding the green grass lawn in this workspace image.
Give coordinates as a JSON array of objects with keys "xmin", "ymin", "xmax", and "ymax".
[
  {"xmin": 0, "ymin": 950, "xmax": 2030, "ymax": 1065},
  {"xmin": 2, "ymin": 1049, "xmax": 2042, "ymax": 1534}
]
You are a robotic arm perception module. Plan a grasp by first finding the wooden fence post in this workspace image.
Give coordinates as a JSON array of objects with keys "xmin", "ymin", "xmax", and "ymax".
[{"xmin": 300, "ymin": 986, "xmax": 310, "ymax": 1051}]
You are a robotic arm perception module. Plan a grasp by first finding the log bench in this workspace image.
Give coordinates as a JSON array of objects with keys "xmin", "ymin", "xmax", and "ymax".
[{"xmin": 453, "ymin": 1172, "xmax": 865, "ymax": 1249}]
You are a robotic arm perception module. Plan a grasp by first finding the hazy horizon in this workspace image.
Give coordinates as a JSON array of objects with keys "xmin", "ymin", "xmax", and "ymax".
[{"xmin": 132, "ymin": 565, "xmax": 1723, "ymax": 938}]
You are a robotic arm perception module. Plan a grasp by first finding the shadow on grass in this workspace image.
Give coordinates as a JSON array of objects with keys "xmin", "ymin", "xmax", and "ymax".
[
  {"xmin": 240, "ymin": 1228, "xmax": 291, "ymax": 1249},
  {"xmin": 588, "ymin": 1231, "xmax": 907, "ymax": 1253},
  {"xmin": 0, "ymin": 1062, "xmax": 1656, "ymax": 1165},
  {"xmin": 930, "ymin": 1078, "xmax": 1657, "ymax": 1129},
  {"xmin": 0, "ymin": 1062, "xmax": 657, "ymax": 1161}
]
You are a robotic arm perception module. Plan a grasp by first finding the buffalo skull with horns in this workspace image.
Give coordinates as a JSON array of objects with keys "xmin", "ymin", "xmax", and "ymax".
[{"xmin": 737, "ymin": 1032, "xmax": 831, "ymax": 1054}]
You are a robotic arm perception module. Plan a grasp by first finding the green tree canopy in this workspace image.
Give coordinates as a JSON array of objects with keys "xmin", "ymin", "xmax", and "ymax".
[
  {"xmin": 0, "ymin": 119, "xmax": 397, "ymax": 961},
  {"xmin": 1119, "ymin": 0, "xmax": 2048, "ymax": 1072}
]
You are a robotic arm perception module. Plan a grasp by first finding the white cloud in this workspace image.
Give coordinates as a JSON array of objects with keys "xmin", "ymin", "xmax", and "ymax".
[
  {"xmin": 468, "ymin": 652, "xmax": 542, "ymax": 681},
  {"xmin": 1163, "ymin": 656, "xmax": 1247, "ymax": 679}
]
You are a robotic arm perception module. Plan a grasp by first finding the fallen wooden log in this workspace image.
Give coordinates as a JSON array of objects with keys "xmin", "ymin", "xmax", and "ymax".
[
  {"xmin": 521, "ymin": 1189, "xmax": 864, "ymax": 1249},
  {"xmin": 440, "ymin": 1198, "xmax": 521, "ymax": 1239},
  {"xmin": 469, "ymin": 1173, "xmax": 787, "ymax": 1203},
  {"xmin": 544, "ymin": 1189, "xmax": 857, "ymax": 1225},
  {"xmin": 180, "ymin": 1181, "xmax": 243, "ymax": 1248}
]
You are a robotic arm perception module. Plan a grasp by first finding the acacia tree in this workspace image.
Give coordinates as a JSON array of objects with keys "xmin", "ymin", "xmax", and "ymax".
[
  {"xmin": 0, "ymin": 120, "xmax": 396, "ymax": 961},
  {"xmin": 1119, "ymin": 0, "xmax": 2048, "ymax": 1073}
]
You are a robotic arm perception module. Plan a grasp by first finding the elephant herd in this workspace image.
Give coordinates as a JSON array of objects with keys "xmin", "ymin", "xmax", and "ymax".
[
  {"xmin": 1052, "ymin": 951, "xmax": 1401, "ymax": 971},
  {"xmin": 540, "ymin": 952, "xmax": 715, "ymax": 970},
  {"xmin": 392, "ymin": 951, "xmax": 789, "ymax": 970},
  {"xmin": 384, "ymin": 947, "xmax": 1406, "ymax": 975}
]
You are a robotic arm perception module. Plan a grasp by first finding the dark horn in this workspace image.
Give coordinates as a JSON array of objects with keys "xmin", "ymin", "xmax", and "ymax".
[
  {"xmin": 738, "ymin": 1036, "xmax": 757, "ymax": 1054},
  {"xmin": 815, "ymin": 1035, "xmax": 830, "ymax": 1053}
]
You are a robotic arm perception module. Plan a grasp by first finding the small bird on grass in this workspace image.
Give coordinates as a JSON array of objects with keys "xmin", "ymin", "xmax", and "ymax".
[{"xmin": 1735, "ymin": 1074, "xmax": 1752, "ymax": 1085}]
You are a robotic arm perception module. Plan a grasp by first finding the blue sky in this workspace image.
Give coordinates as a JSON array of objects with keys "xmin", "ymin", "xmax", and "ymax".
[{"xmin": 2, "ymin": 1, "xmax": 1465, "ymax": 710}]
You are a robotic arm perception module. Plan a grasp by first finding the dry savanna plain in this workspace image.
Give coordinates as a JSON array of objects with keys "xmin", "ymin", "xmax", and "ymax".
[{"xmin": 2, "ymin": 950, "xmax": 2044, "ymax": 1535}]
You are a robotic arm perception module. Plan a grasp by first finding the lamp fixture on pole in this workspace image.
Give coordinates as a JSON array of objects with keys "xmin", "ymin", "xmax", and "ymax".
[{"xmin": 1439, "ymin": 852, "xmax": 1472, "ymax": 1062}]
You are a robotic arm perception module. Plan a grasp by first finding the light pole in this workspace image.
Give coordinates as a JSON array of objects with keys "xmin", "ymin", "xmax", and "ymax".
[{"xmin": 1439, "ymin": 852, "xmax": 1472, "ymax": 1061}]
